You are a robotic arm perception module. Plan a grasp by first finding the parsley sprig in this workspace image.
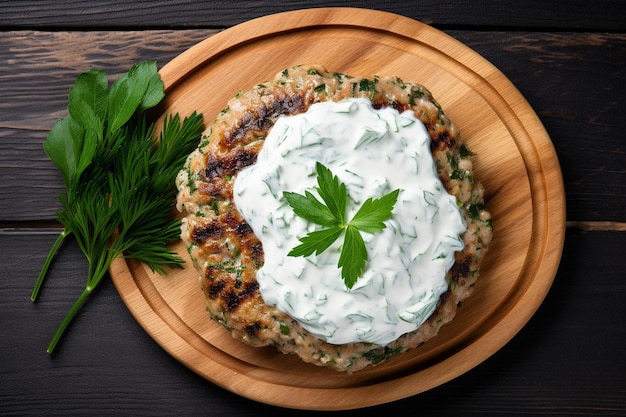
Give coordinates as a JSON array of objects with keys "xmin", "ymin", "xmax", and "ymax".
[
  {"xmin": 30, "ymin": 61, "xmax": 204, "ymax": 353},
  {"xmin": 283, "ymin": 162, "xmax": 400, "ymax": 289}
]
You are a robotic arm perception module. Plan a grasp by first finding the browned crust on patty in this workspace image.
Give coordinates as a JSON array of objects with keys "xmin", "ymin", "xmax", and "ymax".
[{"xmin": 176, "ymin": 64, "xmax": 493, "ymax": 372}]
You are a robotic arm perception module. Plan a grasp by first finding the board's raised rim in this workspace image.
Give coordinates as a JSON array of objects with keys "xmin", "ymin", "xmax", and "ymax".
[{"xmin": 110, "ymin": 7, "xmax": 566, "ymax": 410}]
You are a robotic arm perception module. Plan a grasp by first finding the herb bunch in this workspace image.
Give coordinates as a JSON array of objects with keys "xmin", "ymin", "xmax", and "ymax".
[
  {"xmin": 30, "ymin": 61, "xmax": 203, "ymax": 353},
  {"xmin": 284, "ymin": 162, "xmax": 400, "ymax": 289}
]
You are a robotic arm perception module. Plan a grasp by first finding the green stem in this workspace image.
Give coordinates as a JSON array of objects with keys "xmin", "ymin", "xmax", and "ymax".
[
  {"xmin": 46, "ymin": 247, "xmax": 119, "ymax": 354},
  {"xmin": 46, "ymin": 285, "xmax": 91, "ymax": 354},
  {"xmin": 31, "ymin": 229, "xmax": 70, "ymax": 302}
]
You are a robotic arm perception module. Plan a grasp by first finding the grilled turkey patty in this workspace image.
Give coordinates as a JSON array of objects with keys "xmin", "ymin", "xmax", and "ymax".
[{"xmin": 175, "ymin": 64, "xmax": 493, "ymax": 372}]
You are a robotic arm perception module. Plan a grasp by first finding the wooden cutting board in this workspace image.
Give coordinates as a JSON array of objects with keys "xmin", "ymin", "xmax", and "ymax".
[{"xmin": 109, "ymin": 8, "xmax": 566, "ymax": 410}]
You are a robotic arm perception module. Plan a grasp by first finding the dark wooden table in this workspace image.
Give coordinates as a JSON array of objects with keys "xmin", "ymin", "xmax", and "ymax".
[{"xmin": 1, "ymin": 1, "xmax": 625, "ymax": 415}]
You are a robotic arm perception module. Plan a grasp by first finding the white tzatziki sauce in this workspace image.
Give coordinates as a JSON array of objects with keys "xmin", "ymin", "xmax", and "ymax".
[{"xmin": 233, "ymin": 98, "xmax": 466, "ymax": 346}]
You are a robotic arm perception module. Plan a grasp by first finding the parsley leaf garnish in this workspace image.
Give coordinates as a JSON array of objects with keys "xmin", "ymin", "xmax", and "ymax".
[
  {"xmin": 30, "ymin": 61, "xmax": 204, "ymax": 353},
  {"xmin": 283, "ymin": 162, "xmax": 400, "ymax": 289}
]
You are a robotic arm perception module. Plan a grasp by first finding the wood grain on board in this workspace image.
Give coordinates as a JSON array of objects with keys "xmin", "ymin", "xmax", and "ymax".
[{"xmin": 105, "ymin": 9, "xmax": 565, "ymax": 409}]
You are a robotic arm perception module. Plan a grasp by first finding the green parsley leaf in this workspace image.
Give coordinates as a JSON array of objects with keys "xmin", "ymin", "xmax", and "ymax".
[
  {"xmin": 283, "ymin": 190, "xmax": 338, "ymax": 227},
  {"xmin": 68, "ymin": 69, "xmax": 108, "ymax": 122},
  {"xmin": 288, "ymin": 227, "xmax": 344, "ymax": 257},
  {"xmin": 43, "ymin": 117, "xmax": 82, "ymax": 189},
  {"xmin": 107, "ymin": 73, "xmax": 144, "ymax": 132},
  {"xmin": 284, "ymin": 162, "xmax": 400, "ymax": 289},
  {"xmin": 67, "ymin": 75, "xmax": 107, "ymax": 134},
  {"xmin": 338, "ymin": 225, "xmax": 368, "ymax": 288},
  {"xmin": 349, "ymin": 189, "xmax": 400, "ymax": 234},
  {"xmin": 314, "ymin": 161, "xmax": 347, "ymax": 224},
  {"xmin": 134, "ymin": 61, "xmax": 165, "ymax": 112}
]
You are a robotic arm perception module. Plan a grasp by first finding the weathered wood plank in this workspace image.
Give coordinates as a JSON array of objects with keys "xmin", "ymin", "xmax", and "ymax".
[
  {"xmin": 1, "ymin": 30, "xmax": 624, "ymax": 222},
  {"xmin": 1, "ymin": 229, "xmax": 624, "ymax": 415},
  {"xmin": 450, "ymin": 31, "xmax": 626, "ymax": 223},
  {"xmin": 1, "ymin": 1, "xmax": 625, "ymax": 31},
  {"xmin": 0, "ymin": 30, "xmax": 216, "ymax": 221}
]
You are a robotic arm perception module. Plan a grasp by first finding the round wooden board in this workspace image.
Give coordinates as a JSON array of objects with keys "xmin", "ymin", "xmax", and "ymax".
[{"xmin": 109, "ymin": 8, "xmax": 566, "ymax": 410}]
